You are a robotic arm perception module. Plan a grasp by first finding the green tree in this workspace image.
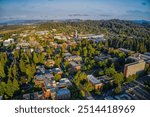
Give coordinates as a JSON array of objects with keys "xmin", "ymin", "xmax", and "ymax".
[
  {"xmin": 12, "ymin": 64, "xmax": 18, "ymax": 79},
  {"xmin": 5, "ymin": 79, "xmax": 14, "ymax": 98},
  {"xmin": 73, "ymin": 71, "xmax": 87, "ymax": 86},
  {"xmin": 126, "ymin": 74, "xmax": 137, "ymax": 83},
  {"xmin": 83, "ymin": 47, "xmax": 88, "ymax": 57},
  {"xmin": 80, "ymin": 90, "xmax": 85, "ymax": 97},
  {"xmin": 38, "ymin": 53, "xmax": 45, "ymax": 64},
  {"xmin": 26, "ymin": 64, "xmax": 36, "ymax": 82},
  {"xmin": 105, "ymin": 66, "xmax": 116, "ymax": 76},
  {"xmin": 55, "ymin": 58, "xmax": 61, "ymax": 67},
  {"xmin": 19, "ymin": 58, "xmax": 26, "ymax": 73},
  {"xmin": 83, "ymin": 82, "xmax": 94, "ymax": 92},
  {"xmin": 54, "ymin": 74, "xmax": 61, "ymax": 81},
  {"xmin": 33, "ymin": 52, "xmax": 39, "ymax": 64},
  {"xmin": 0, "ymin": 61, "xmax": 6, "ymax": 78},
  {"xmin": 113, "ymin": 72, "xmax": 124, "ymax": 85},
  {"xmin": 13, "ymin": 78, "xmax": 19, "ymax": 92},
  {"xmin": 8, "ymin": 66, "xmax": 13, "ymax": 79},
  {"xmin": 13, "ymin": 50, "xmax": 19, "ymax": 59},
  {"xmin": 46, "ymin": 47, "xmax": 53, "ymax": 57},
  {"xmin": 0, "ymin": 82, "xmax": 6, "ymax": 96},
  {"xmin": 115, "ymin": 84, "xmax": 121, "ymax": 94}
]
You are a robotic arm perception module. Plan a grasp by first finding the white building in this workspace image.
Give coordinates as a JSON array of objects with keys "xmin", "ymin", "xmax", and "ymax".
[{"xmin": 3, "ymin": 38, "xmax": 14, "ymax": 46}]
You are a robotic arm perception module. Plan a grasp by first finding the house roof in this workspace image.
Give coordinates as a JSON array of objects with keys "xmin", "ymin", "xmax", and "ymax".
[
  {"xmin": 56, "ymin": 88, "xmax": 70, "ymax": 96},
  {"xmin": 87, "ymin": 75, "xmax": 100, "ymax": 85}
]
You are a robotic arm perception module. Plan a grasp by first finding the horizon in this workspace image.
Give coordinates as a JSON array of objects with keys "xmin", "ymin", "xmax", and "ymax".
[{"xmin": 0, "ymin": 0, "xmax": 150, "ymax": 21}]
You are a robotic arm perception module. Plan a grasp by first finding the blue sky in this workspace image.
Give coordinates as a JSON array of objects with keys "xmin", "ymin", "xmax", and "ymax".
[{"xmin": 0, "ymin": 0, "xmax": 150, "ymax": 21}]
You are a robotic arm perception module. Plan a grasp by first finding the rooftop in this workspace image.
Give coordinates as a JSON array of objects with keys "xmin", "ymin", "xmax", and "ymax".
[
  {"xmin": 119, "ymin": 48, "xmax": 134, "ymax": 54},
  {"xmin": 69, "ymin": 61, "xmax": 79, "ymax": 67},
  {"xmin": 52, "ymin": 68, "xmax": 62, "ymax": 73},
  {"xmin": 87, "ymin": 75, "xmax": 100, "ymax": 85},
  {"xmin": 63, "ymin": 52, "xmax": 72, "ymax": 57},
  {"xmin": 56, "ymin": 88, "xmax": 70, "ymax": 96},
  {"xmin": 57, "ymin": 78, "xmax": 72, "ymax": 87}
]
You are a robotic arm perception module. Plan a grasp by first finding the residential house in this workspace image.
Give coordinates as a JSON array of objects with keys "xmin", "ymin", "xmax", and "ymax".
[
  {"xmin": 57, "ymin": 78, "xmax": 72, "ymax": 88},
  {"xmin": 42, "ymin": 78, "xmax": 57, "ymax": 99},
  {"xmin": 98, "ymin": 75, "xmax": 113, "ymax": 84},
  {"xmin": 87, "ymin": 75, "xmax": 103, "ymax": 90},
  {"xmin": 52, "ymin": 68, "xmax": 63, "ymax": 75},
  {"xmin": 44, "ymin": 59, "xmax": 55, "ymax": 67},
  {"xmin": 23, "ymin": 91, "xmax": 43, "ymax": 100},
  {"xmin": 34, "ymin": 73, "xmax": 54, "ymax": 86},
  {"xmin": 69, "ymin": 61, "xmax": 81, "ymax": 72}
]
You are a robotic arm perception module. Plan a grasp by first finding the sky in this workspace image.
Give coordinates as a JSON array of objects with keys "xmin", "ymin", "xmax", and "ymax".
[{"xmin": 0, "ymin": 0, "xmax": 150, "ymax": 21}]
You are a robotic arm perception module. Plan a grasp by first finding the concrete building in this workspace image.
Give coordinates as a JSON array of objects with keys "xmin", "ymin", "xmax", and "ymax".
[
  {"xmin": 87, "ymin": 75, "xmax": 103, "ymax": 90},
  {"xmin": 124, "ymin": 60, "xmax": 146, "ymax": 77}
]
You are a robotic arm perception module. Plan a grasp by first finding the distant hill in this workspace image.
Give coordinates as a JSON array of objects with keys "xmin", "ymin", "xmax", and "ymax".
[
  {"xmin": 0, "ymin": 20, "xmax": 50, "ymax": 25},
  {"xmin": 0, "ymin": 19, "xmax": 82, "ymax": 25}
]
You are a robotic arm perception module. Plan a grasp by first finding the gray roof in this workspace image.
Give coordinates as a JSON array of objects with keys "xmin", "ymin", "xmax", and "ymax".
[
  {"xmin": 70, "ymin": 61, "xmax": 79, "ymax": 67},
  {"xmin": 87, "ymin": 75, "xmax": 100, "ymax": 85},
  {"xmin": 0, "ymin": 96, "xmax": 2, "ymax": 100},
  {"xmin": 63, "ymin": 52, "xmax": 72, "ymax": 57},
  {"xmin": 35, "ymin": 73, "xmax": 54, "ymax": 81},
  {"xmin": 57, "ymin": 78, "xmax": 72, "ymax": 87}
]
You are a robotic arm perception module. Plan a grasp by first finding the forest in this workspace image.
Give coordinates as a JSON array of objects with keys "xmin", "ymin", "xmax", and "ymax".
[{"xmin": 37, "ymin": 19, "xmax": 150, "ymax": 53}]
